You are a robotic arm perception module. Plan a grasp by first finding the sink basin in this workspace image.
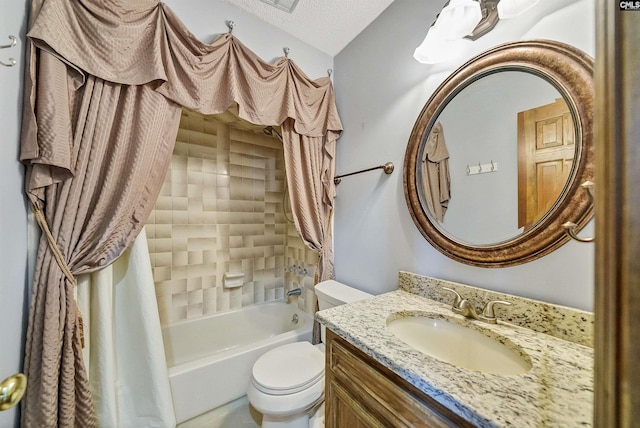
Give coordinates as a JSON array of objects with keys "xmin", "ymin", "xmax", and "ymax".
[{"xmin": 387, "ymin": 314, "xmax": 531, "ymax": 375}]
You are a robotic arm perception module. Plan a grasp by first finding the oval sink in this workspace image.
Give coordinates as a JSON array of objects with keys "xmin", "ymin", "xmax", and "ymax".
[{"xmin": 387, "ymin": 314, "xmax": 531, "ymax": 375}]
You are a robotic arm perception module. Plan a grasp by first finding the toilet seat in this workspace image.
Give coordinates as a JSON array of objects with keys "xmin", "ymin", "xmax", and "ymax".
[{"xmin": 251, "ymin": 342, "xmax": 324, "ymax": 395}]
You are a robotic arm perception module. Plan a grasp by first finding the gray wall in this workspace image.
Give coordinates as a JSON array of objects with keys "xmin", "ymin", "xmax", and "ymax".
[
  {"xmin": 0, "ymin": 0, "xmax": 29, "ymax": 425},
  {"xmin": 333, "ymin": 0, "xmax": 595, "ymax": 310}
]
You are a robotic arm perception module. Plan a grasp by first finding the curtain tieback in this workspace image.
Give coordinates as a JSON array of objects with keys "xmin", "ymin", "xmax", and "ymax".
[
  {"xmin": 31, "ymin": 203, "xmax": 85, "ymax": 347},
  {"xmin": 31, "ymin": 204, "xmax": 76, "ymax": 285}
]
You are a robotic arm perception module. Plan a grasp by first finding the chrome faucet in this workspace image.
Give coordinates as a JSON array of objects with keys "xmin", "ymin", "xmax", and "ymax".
[
  {"xmin": 442, "ymin": 287, "xmax": 511, "ymax": 324},
  {"xmin": 286, "ymin": 288, "xmax": 302, "ymax": 303}
]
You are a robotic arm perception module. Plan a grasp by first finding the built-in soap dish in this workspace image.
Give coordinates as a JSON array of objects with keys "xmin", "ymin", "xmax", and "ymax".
[{"xmin": 223, "ymin": 272, "xmax": 245, "ymax": 288}]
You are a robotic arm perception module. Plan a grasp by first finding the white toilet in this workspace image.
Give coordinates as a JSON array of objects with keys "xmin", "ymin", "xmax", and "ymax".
[{"xmin": 247, "ymin": 280, "xmax": 372, "ymax": 428}]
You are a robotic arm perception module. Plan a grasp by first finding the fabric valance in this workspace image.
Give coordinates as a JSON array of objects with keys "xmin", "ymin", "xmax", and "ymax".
[{"xmin": 23, "ymin": 1, "xmax": 342, "ymax": 200}]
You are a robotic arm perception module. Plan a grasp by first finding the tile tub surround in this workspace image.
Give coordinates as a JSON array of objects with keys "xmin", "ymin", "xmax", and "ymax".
[
  {"xmin": 316, "ymin": 290, "xmax": 593, "ymax": 427},
  {"xmin": 148, "ymin": 108, "xmax": 318, "ymax": 325},
  {"xmin": 399, "ymin": 271, "xmax": 594, "ymax": 347}
]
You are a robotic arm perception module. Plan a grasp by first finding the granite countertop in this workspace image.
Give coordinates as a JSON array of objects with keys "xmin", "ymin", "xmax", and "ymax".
[{"xmin": 316, "ymin": 289, "xmax": 593, "ymax": 427}]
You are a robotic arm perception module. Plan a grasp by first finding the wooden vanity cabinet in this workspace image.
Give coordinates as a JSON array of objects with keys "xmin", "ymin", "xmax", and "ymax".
[{"xmin": 324, "ymin": 329, "xmax": 474, "ymax": 428}]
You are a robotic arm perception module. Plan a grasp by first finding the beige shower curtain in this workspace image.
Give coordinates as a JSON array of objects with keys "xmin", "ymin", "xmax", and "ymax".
[
  {"xmin": 21, "ymin": 51, "xmax": 181, "ymax": 428},
  {"xmin": 20, "ymin": 1, "xmax": 342, "ymax": 426},
  {"xmin": 282, "ymin": 122, "xmax": 338, "ymax": 282}
]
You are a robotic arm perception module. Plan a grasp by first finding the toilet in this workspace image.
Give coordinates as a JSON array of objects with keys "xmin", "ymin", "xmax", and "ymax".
[{"xmin": 247, "ymin": 280, "xmax": 372, "ymax": 428}]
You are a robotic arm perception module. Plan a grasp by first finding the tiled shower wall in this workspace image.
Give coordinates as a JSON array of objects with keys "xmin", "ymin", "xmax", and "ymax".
[{"xmin": 147, "ymin": 109, "xmax": 318, "ymax": 326}]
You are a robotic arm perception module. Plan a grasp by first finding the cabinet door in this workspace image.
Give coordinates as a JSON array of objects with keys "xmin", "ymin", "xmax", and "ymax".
[{"xmin": 327, "ymin": 379, "xmax": 387, "ymax": 428}]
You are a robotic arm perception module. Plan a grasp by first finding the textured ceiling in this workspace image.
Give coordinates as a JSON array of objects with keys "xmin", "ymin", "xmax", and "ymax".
[{"xmin": 223, "ymin": 0, "xmax": 397, "ymax": 56}]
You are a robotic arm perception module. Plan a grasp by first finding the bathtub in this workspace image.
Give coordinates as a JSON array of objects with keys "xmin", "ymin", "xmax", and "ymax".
[{"xmin": 162, "ymin": 301, "xmax": 313, "ymax": 424}]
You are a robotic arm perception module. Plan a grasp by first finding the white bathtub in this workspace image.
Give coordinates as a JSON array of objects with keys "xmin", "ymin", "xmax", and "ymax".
[{"xmin": 162, "ymin": 301, "xmax": 313, "ymax": 424}]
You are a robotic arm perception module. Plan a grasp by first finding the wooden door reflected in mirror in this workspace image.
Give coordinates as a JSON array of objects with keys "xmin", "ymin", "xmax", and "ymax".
[{"xmin": 517, "ymin": 97, "xmax": 575, "ymax": 230}]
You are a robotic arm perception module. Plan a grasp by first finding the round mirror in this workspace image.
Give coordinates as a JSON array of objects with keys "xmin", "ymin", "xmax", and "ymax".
[{"xmin": 404, "ymin": 40, "xmax": 594, "ymax": 267}]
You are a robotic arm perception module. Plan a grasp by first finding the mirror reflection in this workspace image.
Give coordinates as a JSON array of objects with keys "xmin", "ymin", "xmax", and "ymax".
[
  {"xmin": 404, "ymin": 40, "xmax": 594, "ymax": 267},
  {"xmin": 417, "ymin": 71, "xmax": 574, "ymax": 246}
]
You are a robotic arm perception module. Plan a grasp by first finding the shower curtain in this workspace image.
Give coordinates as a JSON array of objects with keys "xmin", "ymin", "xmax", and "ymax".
[
  {"xmin": 20, "ymin": 1, "xmax": 343, "ymax": 426},
  {"xmin": 76, "ymin": 228, "xmax": 175, "ymax": 428}
]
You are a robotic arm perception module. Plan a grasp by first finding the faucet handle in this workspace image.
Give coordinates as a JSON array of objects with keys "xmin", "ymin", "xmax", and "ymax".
[
  {"xmin": 479, "ymin": 300, "xmax": 512, "ymax": 323},
  {"xmin": 442, "ymin": 287, "xmax": 463, "ymax": 308}
]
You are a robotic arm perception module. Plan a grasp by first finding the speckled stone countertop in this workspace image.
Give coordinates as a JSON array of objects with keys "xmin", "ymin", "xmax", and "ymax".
[
  {"xmin": 316, "ymin": 280, "xmax": 593, "ymax": 427},
  {"xmin": 398, "ymin": 272, "xmax": 593, "ymax": 347}
]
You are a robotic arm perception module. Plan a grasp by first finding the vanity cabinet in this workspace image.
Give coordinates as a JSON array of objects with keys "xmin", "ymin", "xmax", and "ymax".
[{"xmin": 325, "ymin": 329, "xmax": 474, "ymax": 428}]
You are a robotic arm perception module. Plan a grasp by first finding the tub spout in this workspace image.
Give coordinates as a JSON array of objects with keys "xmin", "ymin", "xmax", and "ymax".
[{"xmin": 286, "ymin": 288, "xmax": 302, "ymax": 303}]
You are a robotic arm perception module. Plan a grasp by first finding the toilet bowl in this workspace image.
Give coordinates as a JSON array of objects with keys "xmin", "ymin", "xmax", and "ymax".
[
  {"xmin": 248, "ymin": 342, "xmax": 325, "ymax": 428},
  {"xmin": 247, "ymin": 280, "xmax": 371, "ymax": 428}
]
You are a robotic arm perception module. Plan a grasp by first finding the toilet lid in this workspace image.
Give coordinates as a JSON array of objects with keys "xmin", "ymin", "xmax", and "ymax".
[{"xmin": 252, "ymin": 342, "xmax": 324, "ymax": 395}]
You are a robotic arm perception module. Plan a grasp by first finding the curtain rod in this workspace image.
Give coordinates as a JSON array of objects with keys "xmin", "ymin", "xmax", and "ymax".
[{"xmin": 334, "ymin": 162, "xmax": 394, "ymax": 185}]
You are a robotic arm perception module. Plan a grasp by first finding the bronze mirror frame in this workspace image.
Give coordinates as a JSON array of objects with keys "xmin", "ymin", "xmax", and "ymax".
[{"xmin": 404, "ymin": 40, "xmax": 594, "ymax": 267}]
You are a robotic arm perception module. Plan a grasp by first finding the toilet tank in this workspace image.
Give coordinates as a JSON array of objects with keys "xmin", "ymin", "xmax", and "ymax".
[
  {"xmin": 315, "ymin": 280, "xmax": 372, "ymax": 310},
  {"xmin": 315, "ymin": 280, "xmax": 372, "ymax": 344}
]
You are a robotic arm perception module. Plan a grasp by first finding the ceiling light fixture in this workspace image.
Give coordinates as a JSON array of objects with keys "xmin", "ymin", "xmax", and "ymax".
[
  {"xmin": 257, "ymin": 0, "xmax": 300, "ymax": 13},
  {"xmin": 497, "ymin": 0, "xmax": 540, "ymax": 18},
  {"xmin": 413, "ymin": 26, "xmax": 466, "ymax": 64},
  {"xmin": 465, "ymin": 0, "xmax": 500, "ymax": 40},
  {"xmin": 435, "ymin": 0, "xmax": 483, "ymax": 40},
  {"xmin": 413, "ymin": 0, "xmax": 481, "ymax": 64},
  {"xmin": 414, "ymin": 0, "xmax": 539, "ymax": 64}
]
